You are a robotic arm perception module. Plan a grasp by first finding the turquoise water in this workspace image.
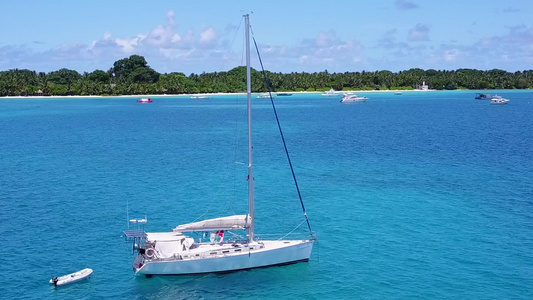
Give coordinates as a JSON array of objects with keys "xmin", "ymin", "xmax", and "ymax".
[{"xmin": 1, "ymin": 91, "xmax": 532, "ymax": 299}]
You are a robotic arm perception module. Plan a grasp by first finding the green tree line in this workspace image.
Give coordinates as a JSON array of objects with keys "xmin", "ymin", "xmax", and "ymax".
[{"xmin": 1, "ymin": 54, "xmax": 532, "ymax": 96}]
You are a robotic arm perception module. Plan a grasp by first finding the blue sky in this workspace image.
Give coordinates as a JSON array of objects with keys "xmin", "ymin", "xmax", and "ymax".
[{"xmin": 1, "ymin": 0, "xmax": 532, "ymax": 74}]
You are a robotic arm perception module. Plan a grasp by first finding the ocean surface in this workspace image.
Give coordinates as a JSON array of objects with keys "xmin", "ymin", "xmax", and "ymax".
[{"xmin": 1, "ymin": 90, "xmax": 532, "ymax": 299}]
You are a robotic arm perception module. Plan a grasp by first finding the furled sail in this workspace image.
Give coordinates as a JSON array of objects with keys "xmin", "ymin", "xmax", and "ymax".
[{"xmin": 173, "ymin": 215, "xmax": 251, "ymax": 232}]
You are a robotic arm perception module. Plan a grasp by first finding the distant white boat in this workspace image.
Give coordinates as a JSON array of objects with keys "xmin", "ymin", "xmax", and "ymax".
[
  {"xmin": 321, "ymin": 88, "xmax": 339, "ymax": 97},
  {"xmin": 50, "ymin": 268, "xmax": 92, "ymax": 287},
  {"xmin": 340, "ymin": 93, "xmax": 368, "ymax": 103},
  {"xmin": 191, "ymin": 95, "xmax": 210, "ymax": 99},
  {"xmin": 395, "ymin": 91, "xmax": 402, "ymax": 95},
  {"xmin": 130, "ymin": 217, "xmax": 147, "ymax": 224},
  {"xmin": 257, "ymin": 93, "xmax": 272, "ymax": 99},
  {"xmin": 490, "ymin": 95, "xmax": 509, "ymax": 105},
  {"xmin": 137, "ymin": 98, "xmax": 152, "ymax": 103}
]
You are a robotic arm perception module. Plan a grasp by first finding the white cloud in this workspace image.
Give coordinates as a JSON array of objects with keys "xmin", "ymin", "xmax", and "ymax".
[
  {"xmin": 199, "ymin": 28, "xmax": 218, "ymax": 47},
  {"xmin": 379, "ymin": 28, "xmax": 397, "ymax": 46},
  {"xmin": 316, "ymin": 32, "xmax": 332, "ymax": 47},
  {"xmin": 273, "ymin": 32, "xmax": 367, "ymax": 70},
  {"xmin": 471, "ymin": 25, "xmax": 533, "ymax": 64},
  {"xmin": 147, "ymin": 25, "xmax": 177, "ymax": 47},
  {"xmin": 377, "ymin": 25, "xmax": 533, "ymax": 71},
  {"xmin": 166, "ymin": 10, "xmax": 176, "ymax": 26},
  {"xmin": 171, "ymin": 34, "xmax": 181, "ymax": 43},
  {"xmin": 159, "ymin": 48, "xmax": 195, "ymax": 59},
  {"xmin": 96, "ymin": 10, "xmax": 219, "ymax": 58},
  {"xmin": 408, "ymin": 24, "xmax": 430, "ymax": 42},
  {"xmin": 443, "ymin": 49, "xmax": 461, "ymax": 62},
  {"xmin": 299, "ymin": 55, "xmax": 310, "ymax": 65},
  {"xmin": 2, "ymin": 9, "xmax": 533, "ymax": 75},
  {"xmin": 54, "ymin": 9, "xmax": 220, "ymax": 69},
  {"xmin": 115, "ymin": 36, "xmax": 142, "ymax": 54},
  {"xmin": 395, "ymin": 0, "xmax": 419, "ymax": 10}
]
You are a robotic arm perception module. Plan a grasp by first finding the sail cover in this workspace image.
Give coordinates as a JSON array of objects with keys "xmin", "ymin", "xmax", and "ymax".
[{"xmin": 173, "ymin": 215, "xmax": 251, "ymax": 232}]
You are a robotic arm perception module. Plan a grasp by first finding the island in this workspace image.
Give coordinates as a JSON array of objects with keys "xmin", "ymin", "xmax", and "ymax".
[{"xmin": 1, "ymin": 55, "xmax": 532, "ymax": 97}]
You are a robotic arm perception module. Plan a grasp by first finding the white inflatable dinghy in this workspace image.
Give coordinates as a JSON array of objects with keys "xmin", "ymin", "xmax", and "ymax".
[{"xmin": 49, "ymin": 268, "xmax": 93, "ymax": 286}]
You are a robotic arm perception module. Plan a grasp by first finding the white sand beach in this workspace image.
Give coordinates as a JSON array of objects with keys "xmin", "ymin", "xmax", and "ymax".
[{"xmin": 0, "ymin": 89, "xmax": 440, "ymax": 100}]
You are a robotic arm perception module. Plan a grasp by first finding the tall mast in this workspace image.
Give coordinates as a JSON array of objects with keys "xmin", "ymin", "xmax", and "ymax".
[{"xmin": 245, "ymin": 14, "xmax": 255, "ymax": 243}]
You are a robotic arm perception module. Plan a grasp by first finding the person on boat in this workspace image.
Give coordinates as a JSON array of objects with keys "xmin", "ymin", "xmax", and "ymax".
[
  {"xmin": 216, "ymin": 230, "xmax": 225, "ymax": 244},
  {"xmin": 52, "ymin": 277, "xmax": 59, "ymax": 286}
]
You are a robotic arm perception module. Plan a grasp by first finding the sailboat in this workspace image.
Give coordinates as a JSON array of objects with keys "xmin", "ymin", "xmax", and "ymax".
[{"xmin": 123, "ymin": 14, "xmax": 316, "ymax": 276}]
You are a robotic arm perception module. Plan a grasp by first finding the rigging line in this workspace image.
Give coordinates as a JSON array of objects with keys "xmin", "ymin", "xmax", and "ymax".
[
  {"xmin": 231, "ymin": 106, "xmax": 246, "ymax": 216},
  {"xmin": 228, "ymin": 15, "xmax": 247, "ymax": 215},
  {"xmin": 277, "ymin": 219, "xmax": 306, "ymax": 241},
  {"xmin": 250, "ymin": 29, "xmax": 314, "ymax": 236},
  {"xmin": 241, "ymin": 20, "xmax": 246, "ymax": 68},
  {"xmin": 126, "ymin": 198, "xmax": 129, "ymax": 229},
  {"xmin": 219, "ymin": 17, "xmax": 244, "ymax": 73}
]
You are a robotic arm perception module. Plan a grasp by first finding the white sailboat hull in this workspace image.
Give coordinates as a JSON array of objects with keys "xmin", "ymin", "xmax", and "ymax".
[{"xmin": 134, "ymin": 240, "xmax": 314, "ymax": 275}]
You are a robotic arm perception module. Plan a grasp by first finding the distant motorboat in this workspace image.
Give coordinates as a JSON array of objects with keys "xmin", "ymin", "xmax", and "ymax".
[
  {"xmin": 490, "ymin": 95, "xmax": 509, "ymax": 105},
  {"xmin": 395, "ymin": 91, "xmax": 402, "ymax": 95},
  {"xmin": 137, "ymin": 98, "xmax": 152, "ymax": 103},
  {"xmin": 50, "ymin": 268, "xmax": 92, "ymax": 287},
  {"xmin": 257, "ymin": 93, "xmax": 272, "ymax": 99},
  {"xmin": 130, "ymin": 217, "xmax": 147, "ymax": 225},
  {"xmin": 475, "ymin": 93, "xmax": 491, "ymax": 100},
  {"xmin": 321, "ymin": 88, "xmax": 340, "ymax": 97},
  {"xmin": 276, "ymin": 92, "xmax": 293, "ymax": 96},
  {"xmin": 340, "ymin": 93, "xmax": 368, "ymax": 103},
  {"xmin": 191, "ymin": 95, "xmax": 210, "ymax": 100}
]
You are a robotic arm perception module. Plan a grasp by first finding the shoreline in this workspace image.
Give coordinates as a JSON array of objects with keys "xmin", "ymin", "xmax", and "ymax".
[{"xmin": 1, "ymin": 89, "xmax": 520, "ymax": 100}]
